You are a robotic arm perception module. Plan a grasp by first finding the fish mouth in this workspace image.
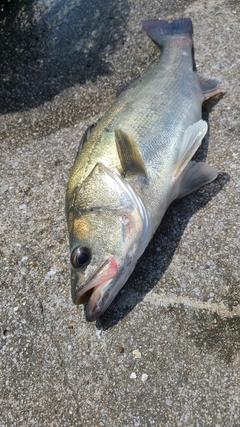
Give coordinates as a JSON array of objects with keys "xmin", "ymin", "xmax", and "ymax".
[{"xmin": 72, "ymin": 257, "xmax": 118, "ymax": 321}]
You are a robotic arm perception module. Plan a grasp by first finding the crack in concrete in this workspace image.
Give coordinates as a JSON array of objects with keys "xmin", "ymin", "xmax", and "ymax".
[{"xmin": 144, "ymin": 292, "xmax": 240, "ymax": 317}]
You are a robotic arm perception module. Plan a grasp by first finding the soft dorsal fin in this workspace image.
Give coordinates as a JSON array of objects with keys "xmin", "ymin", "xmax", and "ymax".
[
  {"xmin": 198, "ymin": 74, "xmax": 224, "ymax": 101},
  {"xmin": 115, "ymin": 129, "xmax": 147, "ymax": 177}
]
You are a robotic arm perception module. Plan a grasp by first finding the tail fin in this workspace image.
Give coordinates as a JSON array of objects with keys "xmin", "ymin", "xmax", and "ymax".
[{"xmin": 142, "ymin": 18, "xmax": 193, "ymax": 47}]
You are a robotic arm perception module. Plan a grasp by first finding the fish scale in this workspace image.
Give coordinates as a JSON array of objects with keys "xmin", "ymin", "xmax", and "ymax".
[{"xmin": 66, "ymin": 18, "xmax": 223, "ymax": 321}]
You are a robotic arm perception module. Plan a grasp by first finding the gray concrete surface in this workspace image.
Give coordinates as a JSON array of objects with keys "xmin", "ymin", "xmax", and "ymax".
[{"xmin": 0, "ymin": 0, "xmax": 239, "ymax": 425}]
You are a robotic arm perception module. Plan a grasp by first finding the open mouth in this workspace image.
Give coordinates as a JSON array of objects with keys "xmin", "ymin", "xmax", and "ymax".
[{"xmin": 73, "ymin": 257, "xmax": 118, "ymax": 312}]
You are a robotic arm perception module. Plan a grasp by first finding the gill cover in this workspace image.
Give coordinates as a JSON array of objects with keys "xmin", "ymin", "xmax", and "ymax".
[{"xmin": 67, "ymin": 162, "xmax": 152, "ymax": 320}]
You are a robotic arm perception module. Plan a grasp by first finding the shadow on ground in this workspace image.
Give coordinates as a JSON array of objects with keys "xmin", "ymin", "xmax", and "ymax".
[
  {"xmin": 0, "ymin": 0, "xmax": 129, "ymax": 113},
  {"xmin": 93, "ymin": 95, "xmax": 228, "ymax": 329},
  {"xmin": 96, "ymin": 170, "xmax": 229, "ymax": 330}
]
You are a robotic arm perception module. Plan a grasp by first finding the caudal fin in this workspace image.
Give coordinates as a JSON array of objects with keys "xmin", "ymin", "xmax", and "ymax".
[{"xmin": 142, "ymin": 18, "xmax": 193, "ymax": 47}]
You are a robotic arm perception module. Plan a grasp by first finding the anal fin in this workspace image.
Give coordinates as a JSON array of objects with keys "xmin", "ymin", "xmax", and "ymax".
[
  {"xmin": 176, "ymin": 161, "xmax": 218, "ymax": 199},
  {"xmin": 115, "ymin": 129, "xmax": 147, "ymax": 177}
]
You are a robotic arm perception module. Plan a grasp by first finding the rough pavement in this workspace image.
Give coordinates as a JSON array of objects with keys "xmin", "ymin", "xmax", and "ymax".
[{"xmin": 1, "ymin": 0, "xmax": 239, "ymax": 425}]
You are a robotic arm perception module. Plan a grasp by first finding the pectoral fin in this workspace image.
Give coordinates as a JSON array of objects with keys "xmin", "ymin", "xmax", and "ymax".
[
  {"xmin": 174, "ymin": 120, "xmax": 208, "ymax": 179},
  {"xmin": 115, "ymin": 129, "xmax": 147, "ymax": 177},
  {"xmin": 176, "ymin": 161, "xmax": 218, "ymax": 199}
]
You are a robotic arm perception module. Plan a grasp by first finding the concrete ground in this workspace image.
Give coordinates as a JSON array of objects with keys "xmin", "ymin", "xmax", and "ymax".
[{"xmin": 0, "ymin": 0, "xmax": 239, "ymax": 425}]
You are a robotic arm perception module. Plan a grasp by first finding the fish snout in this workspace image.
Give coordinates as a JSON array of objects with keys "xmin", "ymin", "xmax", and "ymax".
[{"xmin": 71, "ymin": 257, "xmax": 119, "ymax": 319}]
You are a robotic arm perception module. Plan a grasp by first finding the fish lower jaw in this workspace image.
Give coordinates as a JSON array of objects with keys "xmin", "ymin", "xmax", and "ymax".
[
  {"xmin": 74, "ymin": 276, "xmax": 112, "ymax": 307},
  {"xmin": 73, "ymin": 256, "xmax": 118, "ymax": 299},
  {"xmin": 84, "ymin": 279, "xmax": 114, "ymax": 322},
  {"xmin": 74, "ymin": 287, "xmax": 94, "ymax": 305}
]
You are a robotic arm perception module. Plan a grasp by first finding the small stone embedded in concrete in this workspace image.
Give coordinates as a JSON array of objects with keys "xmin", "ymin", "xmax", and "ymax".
[
  {"xmin": 141, "ymin": 374, "xmax": 148, "ymax": 382},
  {"xmin": 96, "ymin": 329, "xmax": 103, "ymax": 339},
  {"xmin": 133, "ymin": 349, "xmax": 141, "ymax": 359},
  {"xmin": 118, "ymin": 345, "xmax": 124, "ymax": 354},
  {"xmin": 130, "ymin": 372, "xmax": 137, "ymax": 379},
  {"xmin": 19, "ymin": 204, "xmax": 27, "ymax": 210}
]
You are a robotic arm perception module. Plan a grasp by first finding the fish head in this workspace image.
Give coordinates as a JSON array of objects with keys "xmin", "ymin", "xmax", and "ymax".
[{"xmin": 66, "ymin": 162, "xmax": 151, "ymax": 321}]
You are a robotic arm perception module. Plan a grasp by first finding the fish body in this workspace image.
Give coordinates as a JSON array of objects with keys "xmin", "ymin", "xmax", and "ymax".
[{"xmin": 66, "ymin": 18, "xmax": 222, "ymax": 321}]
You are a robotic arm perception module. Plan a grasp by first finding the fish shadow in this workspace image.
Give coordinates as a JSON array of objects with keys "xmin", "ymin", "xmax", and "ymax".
[
  {"xmin": 96, "ymin": 102, "xmax": 229, "ymax": 330},
  {"xmin": 0, "ymin": 0, "xmax": 129, "ymax": 113},
  {"xmin": 97, "ymin": 172, "xmax": 229, "ymax": 330}
]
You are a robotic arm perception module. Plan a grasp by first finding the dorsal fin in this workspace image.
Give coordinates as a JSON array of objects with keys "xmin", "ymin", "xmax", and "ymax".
[
  {"xmin": 76, "ymin": 123, "xmax": 96, "ymax": 156},
  {"xmin": 116, "ymin": 76, "xmax": 140, "ymax": 97},
  {"xmin": 198, "ymin": 74, "xmax": 224, "ymax": 100},
  {"xmin": 115, "ymin": 129, "xmax": 147, "ymax": 177}
]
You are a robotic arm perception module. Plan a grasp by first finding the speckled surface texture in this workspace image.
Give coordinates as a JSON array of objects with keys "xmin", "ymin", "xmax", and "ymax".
[{"xmin": 0, "ymin": 0, "xmax": 239, "ymax": 426}]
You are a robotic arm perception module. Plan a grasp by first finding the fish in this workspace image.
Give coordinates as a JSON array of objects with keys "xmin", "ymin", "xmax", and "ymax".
[{"xmin": 65, "ymin": 18, "xmax": 223, "ymax": 321}]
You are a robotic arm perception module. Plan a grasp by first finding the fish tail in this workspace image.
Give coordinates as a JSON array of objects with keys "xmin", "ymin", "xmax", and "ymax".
[{"xmin": 142, "ymin": 18, "xmax": 193, "ymax": 47}]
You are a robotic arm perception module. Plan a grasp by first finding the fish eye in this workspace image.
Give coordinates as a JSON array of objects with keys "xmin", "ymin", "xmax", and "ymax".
[{"xmin": 71, "ymin": 246, "xmax": 91, "ymax": 268}]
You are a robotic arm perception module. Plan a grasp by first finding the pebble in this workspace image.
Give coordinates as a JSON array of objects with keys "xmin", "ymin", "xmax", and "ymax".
[
  {"xmin": 133, "ymin": 349, "xmax": 141, "ymax": 359},
  {"xmin": 19, "ymin": 204, "xmax": 27, "ymax": 210},
  {"xmin": 130, "ymin": 372, "xmax": 137, "ymax": 379},
  {"xmin": 141, "ymin": 374, "xmax": 148, "ymax": 382},
  {"xmin": 118, "ymin": 345, "xmax": 124, "ymax": 354}
]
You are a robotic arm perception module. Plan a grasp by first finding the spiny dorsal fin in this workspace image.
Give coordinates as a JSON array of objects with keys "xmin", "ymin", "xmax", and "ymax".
[
  {"xmin": 116, "ymin": 76, "xmax": 140, "ymax": 97},
  {"xmin": 115, "ymin": 129, "xmax": 147, "ymax": 177},
  {"xmin": 76, "ymin": 123, "xmax": 96, "ymax": 156}
]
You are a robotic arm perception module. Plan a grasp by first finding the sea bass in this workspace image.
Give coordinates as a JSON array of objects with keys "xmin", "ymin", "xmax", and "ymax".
[{"xmin": 66, "ymin": 18, "xmax": 223, "ymax": 321}]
